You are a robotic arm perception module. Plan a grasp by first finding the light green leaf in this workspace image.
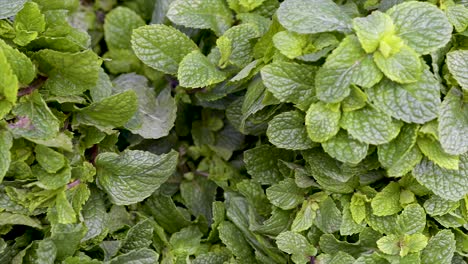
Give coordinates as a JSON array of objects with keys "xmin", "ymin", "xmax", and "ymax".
[
  {"xmin": 13, "ymin": 2, "xmax": 45, "ymax": 46},
  {"xmin": 0, "ymin": 0, "xmax": 27, "ymax": 19},
  {"xmin": 350, "ymin": 193, "xmax": 367, "ymax": 224},
  {"xmin": 0, "ymin": 48, "xmax": 18, "ymax": 109},
  {"xmin": 0, "ymin": 212, "xmax": 42, "ymax": 229},
  {"xmin": 121, "ymin": 219, "xmax": 154, "ymax": 253},
  {"xmin": 178, "ymin": 51, "xmax": 226, "ymax": 88},
  {"xmin": 377, "ymin": 234, "xmax": 400, "ymax": 255},
  {"xmin": 421, "ymin": 230, "xmax": 455, "ymax": 264},
  {"xmin": 322, "ymin": 130, "xmax": 368, "ymax": 165},
  {"xmin": 423, "ymin": 195, "xmax": 459, "ymax": 216},
  {"xmin": 277, "ymin": 0, "xmax": 351, "ymax": 34},
  {"xmin": 217, "ymin": 23, "xmax": 260, "ymax": 67},
  {"xmin": 0, "ymin": 129, "xmax": 12, "ymax": 182},
  {"xmin": 11, "ymin": 92, "xmax": 60, "ymax": 140},
  {"xmin": 75, "ymin": 90, "xmax": 138, "ymax": 131},
  {"xmin": 34, "ymin": 49, "xmax": 101, "ymax": 96},
  {"xmin": 438, "ymin": 88, "xmax": 468, "ymax": 155},
  {"xmin": 315, "ymin": 197, "xmax": 342, "ymax": 233},
  {"xmin": 373, "ymin": 46, "xmax": 423, "ymax": 84},
  {"xmin": 378, "ymin": 124, "xmax": 422, "ymax": 177},
  {"xmin": 305, "ymin": 102, "xmax": 341, "ymax": 143},
  {"xmin": 34, "ymin": 145, "xmax": 65, "ymax": 174},
  {"xmin": 352, "ymin": 11, "xmax": 394, "ymax": 53},
  {"xmin": 291, "ymin": 200, "xmax": 317, "ymax": 232},
  {"xmin": 412, "ymin": 154, "xmax": 468, "ymax": 201},
  {"xmin": 261, "ymin": 61, "xmax": 316, "ymax": 110},
  {"xmin": 267, "ymin": 111, "xmax": 315, "ymax": 150},
  {"xmin": 341, "ymin": 105, "xmax": 403, "ymax": 145},
  {"xmin": 316, "ymin": 35, "xmax": 382, "ymax": 103},
  {"xmin": 0, "ymin": 39, "xmax": 35, "ymax": 85},
  {"xmin": 272, "ymin": 31, "xmax": 310, "ymax": 59},
  {"xmin": 109, "ymin": 249, "xmax": 159, "ymax": 264},
  {"xmin": 276, "ymin": 231, "xmax": 317, "ymax": 264},
  {"xmin": 266, "ymin": 178, "xmax": 304, "ymax": 210},
  {"xmin": 96, "ymin": 150, "xmax": 178, "ymax": 205},
  {"xmin": 104, "ymin": 7, "xmax": 145, "ymax": 50},
  {"xmin": 82, "ymin": 189, "xmax": 107, "ymax": 241},
  {"xmin": 36, "ymin": 163, "xmax": 71, "ymax": 190},
  {"xmin": 371, "ymin": 182, "xmax": 401, "ymax": 216},
  {"xmin": 446, "ymin": 4, "xmax": 468, "ymax": 33},
  {"xmin": 113, "ymin": 73, "xmax": 177, "ymax": 139},
  {"xmin": 55, "ymin": 191, "xmax": 77, "ymax": 224},
  {"xmin": 244, "ymin": 145, "xmax": 292, "ymax": 185},
  {"xmin": 170, "ymin": 226, "xmax": 203, "ymax": 255},
  {"xmin": 446, "ymin": 50, "xmax": 468, "ymax": 91},
  {"xmin": 167, "ymin": 0, "xmax": 233, "ymax": 36},
  {"xmin": 400, "ymin": 233, "xmax": 428, "ymax": 257},
  {"xmin": 397, "ymin": 204, "xmax": 425, "ymax": 235},
  {"xmin": 417, "ymin": 135, "xmax": 459, "ymax": 170},
  {"xmin": 131, "ymin": 24, "xmax": 198, "ymax": 75},
  {"xmin": 368, "ymin": 69, "xmax": 440, "ymax": 124},
  {"xmin": 387, "ymin": 1, "xmax": 452, "ymax": 55}
]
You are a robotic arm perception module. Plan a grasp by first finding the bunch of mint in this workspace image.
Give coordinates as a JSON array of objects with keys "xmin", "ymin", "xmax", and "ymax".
[{"xmin": 0, "ymin": 0, "xmax": 467, "ymax": 263}]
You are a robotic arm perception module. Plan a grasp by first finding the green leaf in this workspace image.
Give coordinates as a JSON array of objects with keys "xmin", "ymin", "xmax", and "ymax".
[
  {"xmin": 438, "ymin": 88, "xmax": 468, "ymax": 155},
  {"xmin": 421, "ymin": 230, "xmax": 455, "ymax": 264},
  {"xmin": 316, "ymin": 35, "xmax": 382, "ymax": 103},
  {"xmin": 55, "ymin": 191, "xmax": 77, "ymax": 224},
  {"xmin": 272, "ymin": 31, "xmax": 309, "ymax": 59},
  {"xmin": 267, "ymin": 111, "xmax": 315, "ymax": 150},
  {"xmin": 82, "ymin": 189, "xmax": 107, "ymax": 241},
  {"xmin": 446, "ymin": 4, "xmax": 468, "ymax": 33},
  {"xmin": 75, "ymin": 90, "xmax": 138, "ymax": 131},
  {"xmin": 96, "ymin": 150, "xmax": 178, "ymax": 205},
  {"xmin": 0, "ymin": 48, "xmax": 18, "ymax": 110},
  {"xmin": 423, "ymin": 195, "xmax": 459, "ymax": 216},
  {"xmin": 417, "ymin": 135, "xmax": 459, "ymax": 170},
  {"xmin": 368, "ymin": 69, "xmax": 440, "ymax": 124},
  {"xmin": 315, "ymin": 197, "xmax": 342, "ymax": 233},
  {"xmin": 446, "ymin": 50, "xmax": 468, "ymax": 91},
  {"xmin": 36, "ymin": 162, "xmax": 71, "ymax": 190},
  {"xmin": 0, "ymin": 129, "xmax": 12, "ymax": 182},
  {"xmin": 305, "ymin": 102, "xmax": 341, "ymax": 143},
  {"xmin": 181, "ymin": 175, "xmax": 217, "ymax": 224},
  {"xmin": 108, "ymin": 249, "xmax": 159, "ymax": 264},
  {"xmin": 0, "ymin": 39, "xmax": 35, "ymax": 85},
  {"xmin": 121, "ymin": 219, "xmax": 154, "ymax": 253},
  {"xmin": 397, "ymin": 204, "xmax": 426, "ymax": 235},
  {"xmin": 277, "ymin": 0, "xmax": 351, "ymax": 34},
  {"xmin": 34, "ymin": 145, "xmax": 65, "ymax": 174},
  {"xmin": 400, "ymin": 233, "xmax": 428, "ymax": 257},
  {"xmin": 34, "ymin": 50, "xmax": 101, "ymax": 96},
  {"xmin": 104, "ymin": 7, "xmax": 145, "ymax": 50},
  {"xmin": 387, "ymin": 1, "xmax": 452, "ymax": 55},
  {"xmin": 170, "ymin": 226, "xmax": 203, "ymax": 255},
  {"xmin": 0, "ymin": 212, "xmax": 42, "ymax": 229},
  {"xmin": 167, "ymin": 0, "xmax": 233, "ymax": 36},
  {"xmin": 378, "ymin": 124, "xmax": 422, "ymax": 177},
  {"xmin": 244, "ymin": 145, "xmax": 292, "ymax": 185},
  {"xmin": 352, "ymin": 11, "xmax": 394, "ymax": 53},
  {"xmin": 412, "ymin": 154, "xmax": 468, "ymax": 201},
  {"xmin": 217, "ymin": 23, "xmax": 260, "ymax": 67},
  {"xmin": 11, "ymin": 92, "xmax": 60, "ymax": 140},
  {"xmin": 113, "ymin": 74, "xmax": 177, "ymax": 139},
  {"xmin": 291, "ymin": 200, "xmax": 317, "ymax": 232},
  {"xmin": 218, "ymin": 221, "xmax": 255, "ymax": 262},
  {"xmin": 13, "ymin": 2, "xmax": 45, "ymax": 46},
  {"xmin": 322, "ymin": 130, "xmax": 369, "ymax": 165},
  {"xmin": 350, "ymin": 193, "xmax": 367, "ymax": 224},
  {"xmin": 261, "ymin": 61, "xmax": 316, "ymax": 110},
  {"xmin": 341, "ymin": 105, "xmax": 403, "ymax": 145},
  {"xmin": 373, "ymin": 46, "xmax": 423, "ymax": 84},
  {"xmin": 276, "ymin": 231, "xmax": 317, "ymax": 263},
  {"xmin": 178, "ymin": 51, "xmax": 226, "ymax": 88},
  {"xmin": 25, "ymin": 239, "xmax": 57, "ymax": 264},
  {"xmin": 371, "ymin": 182, "xmax": 401, "ymax": 216},
  {"xmin": 377, "ymin": 234, "xmax": 400, "ymax": 255},
  {"xmin": 266, "ymin": 178, "xmax": 304, "ymax": 210},
  {"xmin": 0, "ymin": 0, "xmax": 27, "ymax": 19},
  {"xmin": 131, "ymin": 24, "xmax": 198, "ymax": 75}
]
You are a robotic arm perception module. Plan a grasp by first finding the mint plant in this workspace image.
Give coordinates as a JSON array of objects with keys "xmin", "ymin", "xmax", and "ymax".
[{"xmin": 1, "ymin": 0, "xmax": 467, "ymax": 263}]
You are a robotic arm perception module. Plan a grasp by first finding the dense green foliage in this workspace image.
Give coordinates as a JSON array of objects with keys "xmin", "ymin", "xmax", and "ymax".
[{"xmin": 0, "ymin": 0, "xmax": 467, "ymax": 263}]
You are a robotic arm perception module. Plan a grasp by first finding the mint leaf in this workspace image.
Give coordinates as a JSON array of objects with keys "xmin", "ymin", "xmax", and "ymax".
[
  {"xmin": 217, "ymin": 23, "xmax": 260, "ymax": 67},
  {"xmin": 261, "ymin": 61, "xmax": 316, "ymax": 110},
  {"xmin": 291, "ymin": 200, "xmax": 317, "ymax": 232},
  {"xmin": 0, "ymin": 0, "xmax": 27, "ymax": 19},
  {"xmin": 34, "ymin": 145, "xmax": 65, "ymax": 173},
  {"xmin": 244, "ymin": 145, "xmax": 292, "ymax": 185},
  {"xmin": 266, "ymin": 178, "xmax": 304, "ymax": 210},
  {"xmin": 368, "ymin": 69, "xmax": 440, "ymax": 124},
  {"xmin": 421, "ymin": 230, "xmax": 455, "ymax": 264},
  {"xmin": 276, "ymin": 231, "xmax": 317, "ymax": 264},
  {"xmin": 423, "ymin": 195, "xmax": 459, "ymax": 216},
  {"xmin": 167, "ymin": 0, "xmax": 233, "ymax": 36},
  {"xmin": 104, "ymin": 7, "xmax": 145, "ymax": 50},
  {"xmin": 446, "ymin": 4, "xmax": 468, "ymax": 33},
  {"xmin": 373, "ymin": 46, "xmax": 423, "ymax": 84},
  {"xmin": 397, "ymin": 204, "xmax": 426, "ymax": 235},
  {"xmin": 108, "ymin": 249, "xmax": 159, "ymax": 264},
  {"xmin": 0, "ymin": 48, "xmax": 18, "ymax": 117},
  {"xmin": 178, "ymin": 51, "xmax": 226, "ymax": 88},
  {"xmin": 413, "ymin": 154, "xmax": 468, "ymax": 201},
  {"xmin": 316, "ymin": 35, "xmax": 382, "ymax": 103},
  {"xmin": 120, "ymin": 219, "xmax": 154, "ymax": 253},
  {"xmin": 75, "ymin": 90, "xmax": 138, "ymax": 131},
  {"xmin": 322, "ymin": 130, "xmax": 369, "ymax": 165},
  {"xmin": 371, "ymin": 182, "xmax": 401, "ymax": 216},
  {"xmin": 131, "ymin": 24, "xmax": 198, "ymax": 74},
  {"xmin": 272, "ymin": 31, "xmax": 309, "ymax": 59},
  {"xmin": 446, "ymin": 50, "xmax": 468, "ymax": 91},
  {"xmin": 0, "ymin": 212, "xmax": 42, "ymax": 229},
  {"xmin": 315, "ymin": 197, "xmax": 342, "ymax": 233},
  {"xmin": 438, "ymin": 88, "xmax": 468, "ymax": 155},
  {"xmin": 387, "ymin": 1, "xmax": 452, "ymax": 55},
  {"xmin": 96, "ymin": 150, "xmax": 178, "ymax": 205},
  {"xmin": 0, "ymin": 39, "xmax": 35, "ymax": 85},
  {"xmin": 341, "ymin": 105, "xmax": 403, "ymax": 145},
  {"xmin": 352, "ymin": 11, "xmax": 394, "ymax": 53},
  {"xmin": 13, "ymin": 2, "xmax": 45, "ymax": 46},
  {"xmin": 267, "ymin": 111, "xmax": 315, "ymax": 150},
  {"xmin": 417, "ymin": 135, "xmax": 459, "ymax": 170},
  {"xmin": 0, "ymin": 129, "xmax": 12, "ymax": 182},
  {"xmin": 34, "ymin": 50, "xmax": 101, "ymax": 96},
  {"xmin": 277, "ymin": 0, "xmax": 351, "ymax": 34},
  {"xmin": 305, "ymin": 102, "xmax": 341, "ymax": 143}
]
